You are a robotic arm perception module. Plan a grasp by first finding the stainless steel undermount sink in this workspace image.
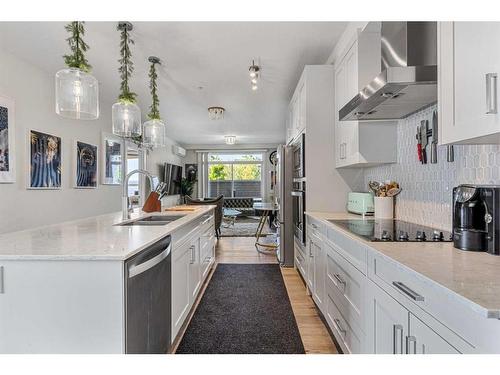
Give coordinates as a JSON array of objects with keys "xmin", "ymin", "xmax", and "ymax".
[{"xmin": 118, "ymin": 215, "xmax": 185, "ymax": 226}]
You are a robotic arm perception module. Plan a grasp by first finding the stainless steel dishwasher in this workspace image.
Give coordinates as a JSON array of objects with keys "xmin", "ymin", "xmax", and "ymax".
[{"xmin": 125, "ymin": 235, "xmax": 171, "ymax": 354}]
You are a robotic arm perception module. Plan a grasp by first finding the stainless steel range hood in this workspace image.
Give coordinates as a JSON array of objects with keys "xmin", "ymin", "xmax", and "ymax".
[{"xmin": 339, "ymin": 22, "xmax": 437, "ymax": 121}]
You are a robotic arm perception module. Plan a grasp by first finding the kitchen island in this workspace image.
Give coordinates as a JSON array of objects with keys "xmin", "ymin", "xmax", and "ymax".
[
  {"xmin": 301, "ymin": 211, "xmax": 500, "ymax": 354},
  {"xmin": 0, "ymin": 207, "xmax": 216, "ymax": 353}
]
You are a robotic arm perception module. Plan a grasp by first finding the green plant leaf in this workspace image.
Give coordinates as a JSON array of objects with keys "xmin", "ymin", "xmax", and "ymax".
[{"xmin": 63, "ymin": 21, "xmax": 92, "ymax": 72}]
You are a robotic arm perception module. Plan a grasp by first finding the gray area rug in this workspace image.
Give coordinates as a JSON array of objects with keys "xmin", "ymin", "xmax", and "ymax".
[
  {"xmin": 175, "ymin": 264, "xmax": 305, "ymax": 354},
  {"xmin": 220, "ymin": 216, "xmax": 275, "ymax": 237}
]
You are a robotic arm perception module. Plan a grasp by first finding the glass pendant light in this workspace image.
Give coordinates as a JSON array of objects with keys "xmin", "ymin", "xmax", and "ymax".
[
  {"xmin": 55, "ymin": 22, "xmax": 99, "ymax": 120},
  {"xmin": 142, "ymin": 56, "xmax": 166, "ymax": 148},
  {"xmin": 112, "ymin": 22, "xmax": 142, "ymax": 138}
]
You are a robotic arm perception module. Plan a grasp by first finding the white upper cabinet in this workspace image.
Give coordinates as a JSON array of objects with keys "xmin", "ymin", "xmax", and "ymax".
[
  {"xmin": 286, "ymin": 79, "xmax": 306, "ymax": 145},
  {"xmin": 439, "ymin": 22, "xmax": 500, "ymax": 144},
  {"xmin": 334, "ymin": 28, "xmax": 398, "ymax": 168}
]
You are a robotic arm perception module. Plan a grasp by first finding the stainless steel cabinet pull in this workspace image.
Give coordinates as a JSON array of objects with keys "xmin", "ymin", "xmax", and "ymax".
[
  {"xmin": 406, "ymin": 335, "xmax": 417, "ymax": 354},
  {"xmin": 334, "ymin": 273, "xmax": 346, "ymax": 289},
  {"xmin": 309, "ymin": 240, "xmax": 314, "ymax": 257},
  {"xmin": 392, "ymin": 281, "xmax": 424, "ymax": 301},
  {"xmin": 190, "ymin": 245, "xmax": 195, "ymax": 264},
  {"xmin": 333, "ymin": 318, "xmax": 347, "ymax": 336},
  {"xmin": 311, "ymin": 223, "xmax": 318, "ymax": 229},
  {"xmin": 486, "ymin": 73, "xmax": 498, "ymax": 114},
  {"xmin": 0, "ymin": 266, "xmax": 4, "ymax": 294},
  {"xmin": 201, "ymin": 216, "xmax": 212, "ymax": 225},
  {"xmin": 393, "ymin": 324, "xmax": 404, "ymax": 354}
]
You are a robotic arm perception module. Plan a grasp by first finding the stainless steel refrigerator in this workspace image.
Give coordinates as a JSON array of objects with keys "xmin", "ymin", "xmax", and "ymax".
[{"xmin": 276, "ymin": 145, "xmax": 294, "ymax": 267}]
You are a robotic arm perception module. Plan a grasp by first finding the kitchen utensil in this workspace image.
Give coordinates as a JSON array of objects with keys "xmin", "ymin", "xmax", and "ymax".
[
  {"xmin": 447, "ymin": 145, "xmax": 454, "ymax": 162},
  {"xmin": 430, "ymin": 111, "xmax": 438, "ymax": 164},
  {"xmin": 416, "ymin": 125, "xmax": 423, "ymax": 163},
  {"xmin": 386, "ymin": 187, "xmax": 402, "ymax": 197},
  {"xmin": 369, "ymin": 181, "xmax": 381, "ymax": 194},
  {"xmin": 420, "ymin": 120, "xmax": 429, "ymax": 164}
]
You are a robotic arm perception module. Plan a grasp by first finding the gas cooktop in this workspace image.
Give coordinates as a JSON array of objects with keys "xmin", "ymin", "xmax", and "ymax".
[{"xmin": 327, "ymin": 219, "xmax": 452, "ymax": 242}]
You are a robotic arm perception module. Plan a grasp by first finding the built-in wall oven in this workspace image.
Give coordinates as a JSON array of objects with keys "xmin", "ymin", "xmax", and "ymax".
[
  {"xmin": 291, "ymin": 133, "xmax": 305, "ymax": 179},
  {"xmin": 291, "ymin": 134, "xmax": 306, "ymax": 245},
  {"xmin": 292, "ymin": 178, "xmax": 306, "ymax": 245}
]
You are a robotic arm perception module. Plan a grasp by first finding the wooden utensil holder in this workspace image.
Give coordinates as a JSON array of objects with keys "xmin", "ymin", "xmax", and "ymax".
[{"xmin": 142, "ymin": 192, "xmax": 161, "ymax": 213}]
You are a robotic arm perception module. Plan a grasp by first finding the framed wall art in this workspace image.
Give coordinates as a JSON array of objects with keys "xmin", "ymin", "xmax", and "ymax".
[
  {"xmin": 101, "ymin": 132, "xmax": 123, "ymax": 185},
  {"xmin": 28, "ymin": 129, "xmax": 62, "ymax": 189},
  {"xmin": 0, "ymin": 95, "xmax": 15, "ymax": 183},
  {"xmin": 74, "ymin": 140, "xmax": 98, "ymax": 188}
]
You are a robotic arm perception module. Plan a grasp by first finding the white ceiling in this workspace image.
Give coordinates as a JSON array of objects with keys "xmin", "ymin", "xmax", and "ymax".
[{"xmin": 0, "ymin": 22, "xmax": 347, "ymax": 146}]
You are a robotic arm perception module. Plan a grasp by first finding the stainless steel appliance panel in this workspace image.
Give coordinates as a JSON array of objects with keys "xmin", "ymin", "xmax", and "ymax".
[
  {"xmin": 276, "ymin": 145, "xmax": 294, "ymax": 266},
  {"xmin": 125, "ymin": 235, "xmax": 172, "ymax": 353},
  {"xmin": 292, "ymin": 180, "xmax": 306, "ymax": 245}
]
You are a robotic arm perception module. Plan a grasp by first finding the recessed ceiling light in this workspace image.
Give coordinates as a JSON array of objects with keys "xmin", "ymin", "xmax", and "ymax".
[{"xmin": 224, "ymin": 135, "xmax": 236, "ymax": 145}]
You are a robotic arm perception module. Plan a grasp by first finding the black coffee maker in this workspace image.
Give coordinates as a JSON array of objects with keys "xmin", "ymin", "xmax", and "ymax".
[{"xmin": 452, "ymin": 185, "xmax": 499, "ymax": 254}]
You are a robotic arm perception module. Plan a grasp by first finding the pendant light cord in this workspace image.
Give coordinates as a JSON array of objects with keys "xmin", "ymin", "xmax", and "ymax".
[
  {"xmin": 63, "ymin": 21, "xmax": 91, "ymax": 72},
  {"xmin": 148, "ymin": 57, "xmax": 161, "ymax": 120}
]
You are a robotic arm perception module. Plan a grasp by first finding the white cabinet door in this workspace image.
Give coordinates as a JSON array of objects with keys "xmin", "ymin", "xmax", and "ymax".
[
  {"xmin": 171, "ymin": 240, "xmax": 192, "ymax": 340},
  {"xmin": 366, "ymin": 281, "xmax": 409, "ymax": 354},
  {"xmin": 454, "ymin": 22, "xmax": 500, "ymax": 141},
  {"xmin": 305, "ymin": 236, "xmax": 314, "ymax": 291},
  {"xmin": 188, "ymin": 239, "xmax": 201, "ymax": 302},
  {"xmin": 408, "ymin": 314, "xmax": 460, "ymax": 354},
  {"xmin": 298, "ymin": 82, "xmax": 307, "ymax": 133},
  {"xmin": 440, "ymin": 22, "xmax": 500, "ymax": 144},
  {"xmin": 312, "ymin": 236, "xmax": 326, "ymax": 312}
]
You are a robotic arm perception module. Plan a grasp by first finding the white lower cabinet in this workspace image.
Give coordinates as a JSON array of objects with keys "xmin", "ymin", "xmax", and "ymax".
[
  {"xmin": 171, "ymin": 214, "xmax": 215, "ymax": 342},
  {"xmin": 171, "ymin": 238, "xmax": 194, "ymax": 340},
  {"xmin": 367, "ymin": 280, "xmax": 409, "ymax": 354},
  {"xmin": 311, "ymin": 233, "xmax": 326, "ymax": 311},
  {"xmin": 303, "ymin": 213, "xmax": 497, "ymax": 354},
  {"xmin": 408, "ymin": 313, "xmax": 459, "ymax": 354}
]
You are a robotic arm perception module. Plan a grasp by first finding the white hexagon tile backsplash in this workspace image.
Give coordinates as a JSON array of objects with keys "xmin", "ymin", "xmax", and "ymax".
[{"xmin": 363, "ymin": 104, "xmax": 500, "ymax": 231}]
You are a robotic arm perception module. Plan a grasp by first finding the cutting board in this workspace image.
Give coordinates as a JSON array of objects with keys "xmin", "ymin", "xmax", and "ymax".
[{"xmin": 164, "ymin": 205, "xmax": 200, "ymax": 212}]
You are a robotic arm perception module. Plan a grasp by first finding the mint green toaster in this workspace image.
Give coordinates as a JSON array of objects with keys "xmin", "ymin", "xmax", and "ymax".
[{"xmin": 347, "ymin": 192, "xmax": 374, "ymax": 215}]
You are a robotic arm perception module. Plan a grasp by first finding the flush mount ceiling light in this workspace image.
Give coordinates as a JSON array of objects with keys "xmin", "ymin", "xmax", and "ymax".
[
  {"xmin": 112, "ymin": 21, "xmax": 142, "ymax": 139},
  {"xmin": 224, "ymin": 135, "xmax": 236, "ymax": 145},
  {"xmin": 55, "ymin": 21, "xmax": 99, "ymax": 120},
  {"xmin": 208, "ymin": 106, "xmax": 225, "ymax": 120},
  {"xmin": 142, "ymin": 56, "xmax": 166, "ymax": 149},
  {"xmin": 249, "ymin": 59, "xmax": 260, "ymax": 91}
]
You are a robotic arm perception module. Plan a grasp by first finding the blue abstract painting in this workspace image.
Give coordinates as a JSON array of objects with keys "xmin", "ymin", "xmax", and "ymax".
[
  {"xmin": 0, "ymin": 105, "xmax": 8, "ymax": 172},
  {"xmin": 30, "ymin": 130, "xmax": 61, "ymax": 188},
  {"xmin": 76, "ymin": 141, "xmax": 97, "ymax": 188}
]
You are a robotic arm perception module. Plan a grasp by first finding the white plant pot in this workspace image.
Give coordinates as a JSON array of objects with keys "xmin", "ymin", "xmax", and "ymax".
[{"xmin": 374, "ymin": 196, "xmax": 394, "ymax": 219}]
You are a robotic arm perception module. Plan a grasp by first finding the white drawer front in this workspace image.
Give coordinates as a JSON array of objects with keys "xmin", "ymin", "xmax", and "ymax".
[
  {"xmin": 326, "ymin": 293, "xmax": 362, "ymax": 354},
  {"xmin": 326, "ymin": 225, "xmax": 367, "ymax": 274},
  {"xmin": 306, "ymin": 215, "xmax": 326, "ymax": 237},
  {"xmin": 326, "ymin": 243, "xmax": 364, "ymax": 333},
  {"xmin": 295, "ymin": 247, "xmax": 307, "ymax": 279},
  {"xmin": 367, "ymin": 250, "xmax": 479, "ymax": 352}
]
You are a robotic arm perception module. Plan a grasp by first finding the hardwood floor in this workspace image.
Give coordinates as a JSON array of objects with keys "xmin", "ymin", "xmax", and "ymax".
[{"xmin": 172, "ymin": 236, "xmax": 338, "ymax": 354}]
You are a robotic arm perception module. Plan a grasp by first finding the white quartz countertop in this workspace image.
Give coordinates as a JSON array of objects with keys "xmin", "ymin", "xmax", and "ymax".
[
  {"xmin": 306, "ymin": 211, "xmax": 500, "ymax": 317},
  {"xmin": 0, "ymin": 206, "xmax": 215, "ymax": 261}
]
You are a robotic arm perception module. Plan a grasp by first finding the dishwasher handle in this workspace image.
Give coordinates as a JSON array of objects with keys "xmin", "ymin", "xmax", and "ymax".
[{"xmin": 127, "ymin": 236, "xmax": 171, "ymax": 278}]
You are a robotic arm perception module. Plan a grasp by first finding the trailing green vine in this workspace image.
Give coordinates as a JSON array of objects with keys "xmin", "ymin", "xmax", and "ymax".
[
  {"xmin": 117, "ymin": 23, "xmax": 137, "ymax": 103},
  {"xmin": 63, "ymin": 21, "xmax": 92, "ymax": 72},
  {"xmin": 148, "ymin": 59, "xmax": 161, "ymax": 120}
]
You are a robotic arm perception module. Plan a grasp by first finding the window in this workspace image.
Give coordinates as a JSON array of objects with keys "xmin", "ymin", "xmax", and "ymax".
[{"xmin": 208, "ymin": 153, "xmax": 263, "ymax": 198}]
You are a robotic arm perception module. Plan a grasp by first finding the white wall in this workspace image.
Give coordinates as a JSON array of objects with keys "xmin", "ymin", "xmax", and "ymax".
[
  {"xmin": 146, "ymin": 140, "xmax": 184, "ymax": 208},
  {"xmin": 0, "ymin": 48, "xmax": 182, "ymax": 234}
]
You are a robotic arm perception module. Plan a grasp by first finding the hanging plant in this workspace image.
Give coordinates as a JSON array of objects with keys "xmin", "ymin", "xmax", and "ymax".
[
  {"xmin": 147, "ymin": 57, "xmax": 161, "ymax": 120},
  {"xmin": 117, "ymin": 22, "xmax": 137, "ymax": 104},
  {"xmin": 63, "ymin": 21, "xmax": 92, "ymax": 72}
]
